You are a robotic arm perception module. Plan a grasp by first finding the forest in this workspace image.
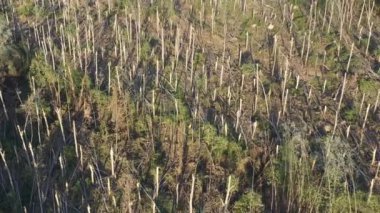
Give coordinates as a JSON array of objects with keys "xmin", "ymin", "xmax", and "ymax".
[{"xmin": 1, "ymin": 0, "xmax": 380, "ymax": 212}]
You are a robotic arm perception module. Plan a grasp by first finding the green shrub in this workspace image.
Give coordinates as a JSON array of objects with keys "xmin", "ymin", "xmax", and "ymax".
[
  {"xmin": 240, "ymin": 64, "xmax": 255, "ymax": 75},
  {"xmin": 359, "ymin": 79, "xmax": 380, "ymax": 99},
  {"xmin": 233, "ymin": 191, "xmax": 263, "ymax": 213},
  {"xmin": 30, "ymin": 52, "xmax": 59, "ymax": 88},
  {"xmin": 343, "ymin": 107, "xmax": 359, "ymax": 123},
  {"xmin": 0, "ymin": 18, "xmax": 11, "ymax": 46},
  {"xmin": 211, "ymin": 136, "xmax": 242, "ymax": 164},
  {"xmin": 140, "ymin": 39, "xmax": 151, "ymax": 62},
  {"xmin": 16, "ymin": 0, "xmax": 47, "ymax": 21},
  {"xmin": 202, "ymin": 124, "xmax": 243, "ymax": 169},
  {"xmin": 0, "ymin": 19, "xmax": 26, "ymax": 77},
  {"xmin": 332, "ymin": 191, "xmax": 380, "ymax": 212},
  {"xmin": 16, "ymin": 1, "xmax": 34, "ymax": 17}
]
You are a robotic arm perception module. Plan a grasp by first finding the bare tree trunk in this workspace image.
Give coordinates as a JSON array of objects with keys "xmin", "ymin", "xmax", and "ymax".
[{"xmin": 189, "ymin": 174, "xmax": 195, "ymax": 213}]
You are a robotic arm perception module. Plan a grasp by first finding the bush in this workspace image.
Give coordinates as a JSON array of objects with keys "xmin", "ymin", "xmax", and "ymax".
[
  {"xmin": 0, "ymin": 18, "xmax": 26, "ymax": 77},
  {"xmin": 30, "ymin": 52, "xmax": 59, "ymax": 88},
  {"xmin": 233, "ymin": 191, "xmax": 263, "ymax": 213},
  {"xmin": 359, "ymin": 79, "xmax": 380, "ymax": 99},
  {"xmin": 202, "ymin": 123, "xmax": 243, "ymax": 170}
]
